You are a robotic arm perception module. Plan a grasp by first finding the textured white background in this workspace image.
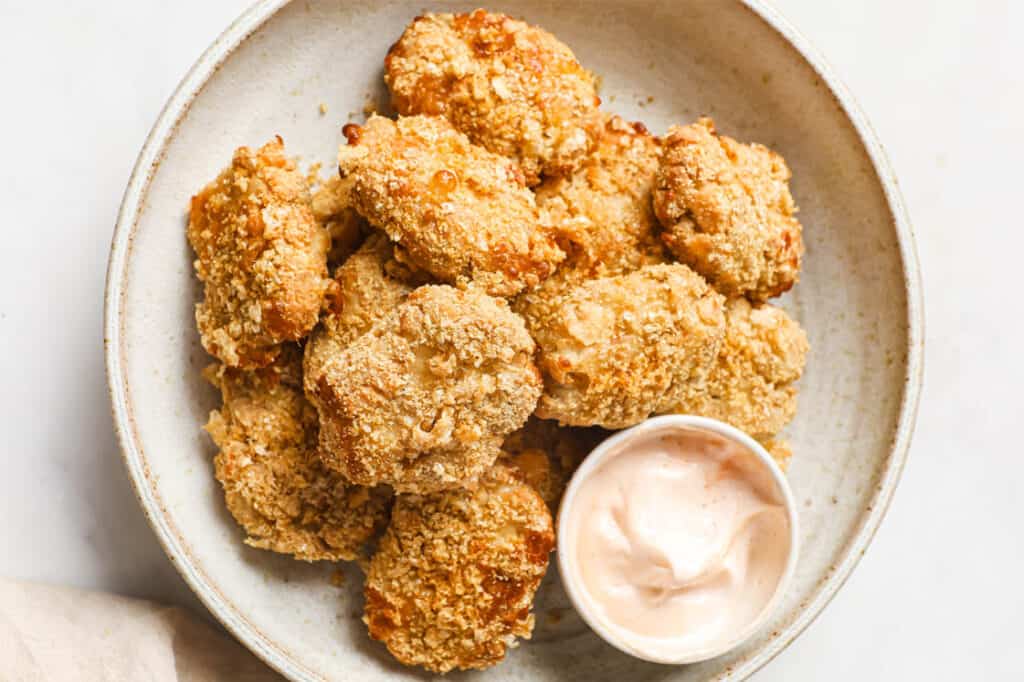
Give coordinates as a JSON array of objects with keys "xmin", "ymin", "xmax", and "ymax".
[{"xmin": 1, "ymin": 1, "xmax": 1021, "ymax": 679}]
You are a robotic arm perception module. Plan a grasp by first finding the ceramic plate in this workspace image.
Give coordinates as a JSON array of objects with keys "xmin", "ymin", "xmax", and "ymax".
[{"xmin": 105, "ymin": 1, "xmax": 923, "ymax": 679}]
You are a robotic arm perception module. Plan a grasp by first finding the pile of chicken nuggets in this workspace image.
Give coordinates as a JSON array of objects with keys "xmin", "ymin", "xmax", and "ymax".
[{"xmin": 186, "ymin": 8, "xmax": 808, "ymax": 673}]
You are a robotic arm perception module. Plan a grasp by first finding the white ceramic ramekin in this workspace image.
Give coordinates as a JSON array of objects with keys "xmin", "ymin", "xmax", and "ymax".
[{"xmin": 557, "ymin": 415, "xmax": 800, "ymax": 665}]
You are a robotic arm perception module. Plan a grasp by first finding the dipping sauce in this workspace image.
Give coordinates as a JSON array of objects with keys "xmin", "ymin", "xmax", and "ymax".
[{"xmin": 560, "ymin": 424, "xmax": 792, "ymax": 661}]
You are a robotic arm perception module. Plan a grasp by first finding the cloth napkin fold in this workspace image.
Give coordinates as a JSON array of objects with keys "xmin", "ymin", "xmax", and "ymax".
[{"xmin": 0, "ymin": 579, "xmax": 279, "ymax": 681}]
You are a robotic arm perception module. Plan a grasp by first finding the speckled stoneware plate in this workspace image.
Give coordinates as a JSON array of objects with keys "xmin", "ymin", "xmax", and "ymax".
[{"xmin": 105, "ymin": 1, "xmax": 923, "ymax": 680}]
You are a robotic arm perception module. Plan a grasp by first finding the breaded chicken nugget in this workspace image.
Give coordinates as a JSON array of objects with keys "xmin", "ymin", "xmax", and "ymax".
[
  {"xmin": 338, "ymin": 115, "xmax": 563, "ymax": 297},
  {"xmin": 188, "ymin": 137, "xmax": 330, "ymax": 368},
  {"xmin": 310, "ymin": 174, "xmax": 366, "ymax": 267},
  {"xmin": 654, "ymin": 118, "xmax": 804, "ymax": 301},
  {"xmin": 364, "ymin": 464, "xmax": 554, "ymax": 672},
  {"xmin": 204, "ymin": 346, "xmax": 391, "ymax": 562},
  {"xmin": 499, "ymin": 417, "xmax": 604, "ymax": 509},
  {"xmin": 313, "ymin": 285, "xmax": 542, "ymax": 493},
  {"xmin": 385, "ymin": 9, "xmax": 602, "ymax": 185},
  {"xmin": 536, "ymin": 115, "xmax": 666, "ymax": 278},
  {"xmin": 529, "ymin": 263, "xmax": 726, "ymax": 429},
  {"xmin": 302, "ymin": 233, "xmax": 429, "ymax": 400},
  {"xmin": 515, "ymin": 115, "xmax": 667, "ymax": 322},
  {"xmin": 670, "ymin": 297, "xmax": 809, "ymax": 438}
]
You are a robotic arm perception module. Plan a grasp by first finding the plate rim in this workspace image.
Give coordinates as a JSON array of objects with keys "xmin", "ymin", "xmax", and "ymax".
[{"xmin": 103, "ymin": 1, "xmax": 924, "ymax": 680}]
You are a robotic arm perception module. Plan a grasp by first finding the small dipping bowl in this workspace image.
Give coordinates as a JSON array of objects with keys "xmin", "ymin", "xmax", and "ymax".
[{"xmin": 557, "ymin": 415, "xmax": 800, "ymax": 665}]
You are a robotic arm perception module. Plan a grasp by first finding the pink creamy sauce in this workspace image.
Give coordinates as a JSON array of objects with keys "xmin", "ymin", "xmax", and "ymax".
[{"xmin": 564, "ymin": 427, "xmax": 791, "ymax": 658}]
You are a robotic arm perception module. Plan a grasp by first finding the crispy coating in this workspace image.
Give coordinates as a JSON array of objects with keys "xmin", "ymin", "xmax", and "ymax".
[
  {"xmin": 364, "ymin": 464, "xmax": 554, "ymax": 672},
  {"xmin": 313, "ymin": 285, "xmax": 542, "ymax": 493},
  {"xmin": 536, "ymin": 114, "xmax": 666, "ymax": 278},
  {"xmin": 670, "ymin": 297, "xmax": 809, "ymax": 438},
  {"xmin": 385, "ymin": 9, "xmax": 602, "ymax": 185},
  {"xmin": 515, "ymin": 115, "xmax": 667, "ymax": 321},
  {"xmin": 760, "ymin": 438, "xmax": 793, "ymax": 471},
  {"xmin": 302, "ymin": 233, "xmax": 429, "ymax": 400},
  {"xmin": 338, "ymin": 115, "xmax": 564, "ymax": 297},
  {"xmin": 188, "ymin": 137, "xmax": 330, "ymax": 368},
  {"xmin": 204, "ymin": 346, "xmax": 391, "ymax": 562},
  {"xmin": 654, "ymin": 118, "xmax": 804, "ymax": 301},
  {"xmin": 499, "ymin": 417, "xmax": 604, "ymax": 510},
  {"xmin": 310, "ymin": 174, "xmax": 366, "ymax": 267},
  {"xmin": 529, "ymin": 263, "xmax": 727, "ymax": 429}
]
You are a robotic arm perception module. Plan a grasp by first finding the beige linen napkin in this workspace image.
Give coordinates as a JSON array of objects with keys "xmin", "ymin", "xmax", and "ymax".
[{"xmin": 0, "ymin": 579, "xmax": 280, "ymax": 681}]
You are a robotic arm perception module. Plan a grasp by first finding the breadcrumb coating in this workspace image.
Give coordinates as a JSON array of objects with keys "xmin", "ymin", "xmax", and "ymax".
[
  {"xmin": 204, "ymin": 346, "xmax": 391, "ymax": 562},
  {"xmin": 670, "ymin": 297, "xmax": 809, "ymax": 438},
  {"xmin": 313, "ymin": 285, "xmax": 542, "ymax": 493},
  {"xmin": 188, "ymin": 137, "xmax": 330, "ymax": 368},
  {"xmin": 759, "ymin": 438, "xmax": 793, "ymax": 471},
  {"xmin": 310, "ymin": 174, "xmax": 366, "ymax": 267},
  {"xmin": 536, "ymin": 114, "xmax": 666, "ymax": 278},
  {"xmin": 515, "ymin": 115, "xmax": 668, "ymax": 322},
  {"xmin": 338, "ymin": 114, "xmax": 564, "ymax": 297},
  {"xmin": 302, "ymin": 233, "xmax": 429, "ymax": 400},
  {"xmin": 529, "ymin": 263, "xmax": 727, "ymax": 429},
  {"xmin": 499, "ymin": 417, "xmax": 604, "ymax": 509},
  {"xmin": 364, "ymin": 464, "xmax": 554, "ymax": 672},
  {"xmin": 654, "ymin": 118, "xmax": 804, "ymax": 301},
  {"xmin": 385, "ymin": 9, "xmax": 602, "ymax": 185}
]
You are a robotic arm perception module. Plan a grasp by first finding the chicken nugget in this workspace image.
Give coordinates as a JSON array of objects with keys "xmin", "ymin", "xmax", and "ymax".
[
  {"xmin": 313, "ymin": 284, "xmax": 542, "ymax": 493},
  {"xmin": 385, "ymin": 9, "xmax": 602, "ymax": 185},
  {"xmin": 310, "ymin": 174, "xmax": 366, "ymax": 267},
  {"xmin": 669, "ymin": 297, "xmax": 809, "ymax": 438},
  {"xmin": 515, "ymin": 115, "xmax": 667, "ymax": 321},
  {"xmin": 536, "ymin": 114, "xmax": 666, "ymax": 278},
  {"xmin": 499, "ymin": 417, "xmax": 605, "ymax": 510},
  {"xmin": 302, "ymin": 233, "xmax": 429, "ymax": 400},
  {"xmin": 338, "ymin": 115, "xmax": 563, "ymax": 297},
  {"xmin": 188, "ymin": 137, "xmax": 330, "ymax": 368},
  {"xmin": 204, "ymin": 346, "xmax": 391, "ymax": 562},
  {"xmin": 529, "ymin": 263, "xmax": 726, "ymax": 429},
  {"xmin": 364, "ymin": 464, "xmax": 554, "ymax": 672},
  {"xmin": 654, "ymin": 118, "xmax": 804, "ymax": 301}
]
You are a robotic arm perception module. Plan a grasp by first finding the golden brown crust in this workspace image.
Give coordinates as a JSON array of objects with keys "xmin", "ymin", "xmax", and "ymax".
[
  {"xmin": 364, "ymin": 464, "xmax": 554, "ymax": 672},
  {"xmin": 654, "ymin": 118, "xmax": 804, "ymax": 301},
  {"xmin": 310, "ymin": 174, "xmax": 367, "ymax": 267},
  {"xmin": 385, "ymin": 10, "xmax": 602, "ymax": 185},
  {"xmin": 204, "ymin": 346, "xmax": 391, "ymax": 562},
  {"xmin": 668, "ymin": 297, "xmax": 809, "ymax": 438},
  {"xmin": 313, "ymin": 284, "xmax": 542, "ymax": 493},
  {"xmin": 338, "ymin": 115, "xmax": 564, "ymax": 297},
  {"xmin": 536, "ymin": 114, "xmax": 666, "ymax": 278},
  {"xmin": 187, "ymin": 137, "xmax": 330, "ymax": 368},
  {"xmin": 759, "ymin": 437, "xmax": 793, "ymax": 471},
  {"xmin": 528, "ymin": 263, "xmax": 727, "ymax": 429},
  {"xmin": 302, "ymin": 233, "xmax": 430, "ymax": 400},
  {"xmin": 499, "ymin": 417, "xmax": 604, "ymax": 510},
  {"xmin": 514, "ymin": 115, "xmax": 668, "ymax": 323}
]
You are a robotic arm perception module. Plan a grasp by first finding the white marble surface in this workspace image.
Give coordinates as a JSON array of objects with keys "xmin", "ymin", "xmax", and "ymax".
[{"xmin": 1, "ymin": 1, "xmax": 1020, "ymax": 679}]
